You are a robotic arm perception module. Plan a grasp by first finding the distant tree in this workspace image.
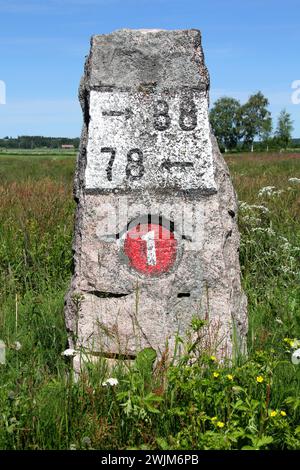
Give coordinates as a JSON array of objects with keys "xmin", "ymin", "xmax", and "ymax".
[
  {"xmin": 275, "ymin": 109, "xmax": 294, "ymax": 149},
  {"xmin": 209, "ymin": 97, "xmax": 241, "ymax": 152},
  {"xmin": 261, "ymin": 117, "xmax": 273, "ymax": 151},
  {"xmin": 240, "ymin": 92, "xmax": 271, "ymax": 152}
]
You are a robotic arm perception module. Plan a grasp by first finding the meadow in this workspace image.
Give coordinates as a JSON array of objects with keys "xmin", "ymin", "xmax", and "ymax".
[{"xmin": 0, "ymin": 150, "xmax": 299, "ymax": 450}]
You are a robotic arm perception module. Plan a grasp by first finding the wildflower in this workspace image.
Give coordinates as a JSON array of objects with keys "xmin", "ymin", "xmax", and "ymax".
[
  {"xmin": 251, "ymin": 227, "xmax": 276, "ymax": 236},
  {"xmin": 292, "ymin": 339, "xmax": 300, "ymax": 349},
  {"xmin": 280, "ymin": 411, "xmax": 287, "ymax": 417},
  {"xmin": 227, "ymin": 374, "xmax": 234, "ymax": 381},
  {"xmin": 7, "ymin": 391, "xmax": 15, "ymax": 401},
  {"xmin": 239, "ymin": 202, "xmax": 269, "ymax": 213},
  {"xmin": 288, "ymin": 177, "xmax": 300, "ymax": 184},
  {"xmin": 270, "ymin": 410, "xmax": 277, "ymax": 417},
  {"xmin": 285, "ymin": 338, "xmax": 300, "ymax": 350},
  {"xmin": 81, "ymin": 436, "xmax": 91, "ymax": 447},
  {"xmin": 13, "ymin": 341, "xmax": 22, "ymax": 351},
  {"xmin": 102, "ymin": 378, "xmax": 119, "ymax": 387},
  {"xmin": 213, "ymin": 372, "xmax": 219, "ymax": 378},
  {"xmin": 0, "ymin": 340, "xmax": 5, "ymax": 365},
  {"xmin": 291, "ymin": 348, "xmax": 300, "ymax": 365},
  {"xmin": 211, "ymin": 416, "xmax": 217, "ymax": 422},
  {"xmin": 258, "ymin": 186, "xmax": 276, "ymax": 197},
  {"xmin": 217, "ymin": 421, "xmax": 225, "ymax": 428},
  {"xmin": 256, "ymin": 376, "xmax": 264, "ymax": 383},
  {"xmin": 248, "ymin": 204, "xmax": 270, "ymax": 213},
  {"xmin": 210, "ymin": 356, "xmax": 217, "ymax": 362},
  {"xmin": 61, "ymin": 348, "xmax": 77, "ymax": 357}
]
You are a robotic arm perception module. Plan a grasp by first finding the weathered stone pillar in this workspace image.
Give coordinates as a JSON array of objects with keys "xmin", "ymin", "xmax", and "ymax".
[{"xmin": 65, "ymin": 29, "xmax": 247, "ymax": 370}]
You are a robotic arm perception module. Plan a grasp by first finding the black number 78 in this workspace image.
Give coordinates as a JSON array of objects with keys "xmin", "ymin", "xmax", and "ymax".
[{"xmin": 101, "ymin": 147, "xmax": 144, "ymax": 181}]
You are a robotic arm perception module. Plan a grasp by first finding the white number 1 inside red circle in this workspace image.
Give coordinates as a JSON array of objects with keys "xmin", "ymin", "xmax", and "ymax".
[{"xmin": 141, "ymin": 230, "xmax": 156, "ymax": 266}]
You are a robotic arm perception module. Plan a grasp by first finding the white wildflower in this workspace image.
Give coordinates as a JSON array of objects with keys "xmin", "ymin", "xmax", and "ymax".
[
  {"xmin": 258, "ymin": 186, "xmax": 284, "ymax": 198},
  {"xmin": 258, "ymin": 186, "xmax": 277, "ymax": 197},
  {"xmin": 102, "ymin": 378, "xmax": 119, "ymax": 387},
  {"xmin": 288, "ymin": 177, "xmax": 300, "ymax": 184},
  {"xmin": 239, "ymin": 201, "xmax": 252, "ymax": 211},
  {"xmin": 14, "ymin": 341, "xmax": 22, "ymax": 351},
  {"xmin": 282, "ymin": 266, "xmax": 293, "ymax": 274},
  {"xmin": 61, "ymin": 348, "xmax": 77, "ymax": 357},
  {"xmin": 0, "ymin": 340, "xmax": 5, "ymax": 365},
  {"xmin": 251, "ymin": 227, "xmax": 275, "ymax": 236},
  {"xmin": 242, "ymin": 215, "xmax": 262, "ymax": 224},
  {"xmin": 291, "ymin": 348, "xmax": 300, "ymax": 365},
  {"xmin": 250, "ymin": 204, "xmax": 269, "ymax": 213},
  {"xmin": 239, "ymin": 202, "xmax": 269, "ymax": 213}
]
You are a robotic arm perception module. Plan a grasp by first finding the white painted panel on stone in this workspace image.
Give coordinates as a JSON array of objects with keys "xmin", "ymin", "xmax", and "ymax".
[{"xmin": 85, "ymin": 90, "xmax": 216, "ymax": 192}]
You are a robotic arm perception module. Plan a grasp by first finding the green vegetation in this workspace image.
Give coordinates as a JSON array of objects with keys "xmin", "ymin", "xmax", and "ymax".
[
  {"xmin": 210, "ymin": 92, "xmax": 295, "ymax": 152},
  {"xmin": 0, "ymin": 136, "xmax": 79, "ymax": 150},
  {"xmin": 0, "ymin": 151, "xmax": 300, "ymax": 450}
]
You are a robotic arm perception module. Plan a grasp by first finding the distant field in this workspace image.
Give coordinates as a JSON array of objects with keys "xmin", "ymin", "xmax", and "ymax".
[
  {"xmin": 0, "ymin": 147, "xmax": 77, "ymax": 155},
  {"xmin": 0, "ymin": 151, "xmax": 300, "ymax": 450}
]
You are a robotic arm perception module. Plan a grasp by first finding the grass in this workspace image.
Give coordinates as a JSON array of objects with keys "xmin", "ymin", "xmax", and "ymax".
[{"xmin": 0, "ymin": 151, "xmax": 300, "ymax": 450}]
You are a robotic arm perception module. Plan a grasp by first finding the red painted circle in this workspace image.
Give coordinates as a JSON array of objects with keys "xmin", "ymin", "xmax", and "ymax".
[{"xmin": 123, "ymin": 223, "xmax": 177, "ymax": 276}]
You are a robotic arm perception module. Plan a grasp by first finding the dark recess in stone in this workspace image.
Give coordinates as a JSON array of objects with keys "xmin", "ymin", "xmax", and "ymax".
[{"xmin": 88, "ymin": 291, "xmax": 130, "ymax": 298}]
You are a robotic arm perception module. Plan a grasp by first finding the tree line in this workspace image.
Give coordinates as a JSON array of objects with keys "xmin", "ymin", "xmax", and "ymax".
[
  {"xmin": 0, "ymin": 136, "xmax": 80, "ymax": 150},
  {"xmin": 209, "ymin": 92, "xmax": 295, "ymax": 152}
]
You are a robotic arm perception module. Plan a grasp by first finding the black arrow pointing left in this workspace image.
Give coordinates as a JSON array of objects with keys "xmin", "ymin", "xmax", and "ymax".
[{"xmin": 161, "ymin": 159, "xmax": 194, "ymax": 171}]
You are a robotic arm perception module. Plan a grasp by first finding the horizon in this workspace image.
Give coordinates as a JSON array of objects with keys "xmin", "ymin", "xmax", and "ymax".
[{"xmin": 0, "ymin": 0, "xmax": 299, "ymax": 138}]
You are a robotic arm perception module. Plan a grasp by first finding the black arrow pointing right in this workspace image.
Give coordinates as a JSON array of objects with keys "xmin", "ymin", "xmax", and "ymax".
[{"xmin": 102, "ymin": 108, "xmax": 133, "ymax": 120}]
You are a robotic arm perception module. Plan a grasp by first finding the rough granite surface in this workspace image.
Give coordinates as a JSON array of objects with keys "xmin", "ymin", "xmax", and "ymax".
[{"xmin": 64, "ymin": 29, "xmax": 247, "ymax": 370}]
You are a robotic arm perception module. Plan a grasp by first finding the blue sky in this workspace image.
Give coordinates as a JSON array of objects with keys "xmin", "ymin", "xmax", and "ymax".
[{"xmin": 0, "ymin": 0, "xmax": 299, "ymax": 137}]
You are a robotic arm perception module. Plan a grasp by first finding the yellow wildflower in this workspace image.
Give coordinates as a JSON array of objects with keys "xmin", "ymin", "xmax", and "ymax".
[
  {"xmin": 256, "ymin": 376, "xmax": 264, "ymax": 383},
  {"xmin": 284, "ymin": 338, "xmax": 294, "ymax": 348},
  {"xmin": 211, "ymin": 416, "xmax": 217, "ymax": 422},
  {"xmin": 217, "ymin": 421, "xmax": 225, "ymax": 428},
  {"xmin": 210, "ymin": 355, "xmax": 217, "ymax": 362},
  {"xmin": 227, "ymin": 374, "xmax": 234, "ymax": 381},
  {"xmin": 280, "ymin": 411, "xmax": 287, "ymax": 417},
  {"xmin": 270, "ymin": 410, "xmax": 277, "ymax": 417},
  {"xmin": 213, "ymin": 372, "xmax": 219, "ymax": 378}
]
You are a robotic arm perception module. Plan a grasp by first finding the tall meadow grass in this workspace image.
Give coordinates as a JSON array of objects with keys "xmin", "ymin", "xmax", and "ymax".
[{"xmin": 0, "ymin": 151, "xmax": 299, "ymax": 450}]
